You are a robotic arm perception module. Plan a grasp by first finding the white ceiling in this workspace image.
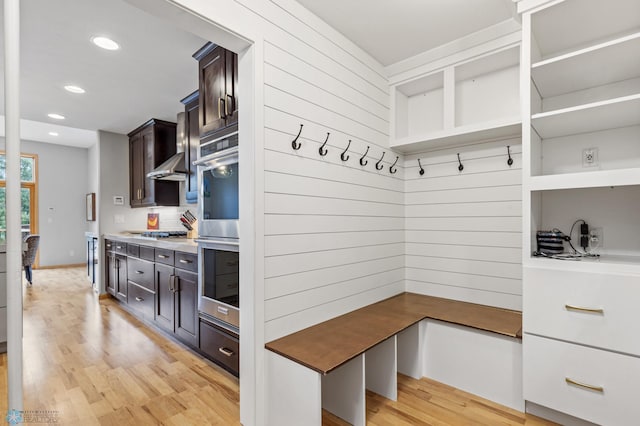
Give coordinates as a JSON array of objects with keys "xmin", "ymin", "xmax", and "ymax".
[
  {"xmin": 0, "ymin": 0, "xmax": 517, "ymax": 149},
  {"xmin": 296, "ymin": 0, "xmax": 517, "ymax": 66},
  {"xmin": 0, "ymin": 0, "xmax": 207, "ymax": 147}
]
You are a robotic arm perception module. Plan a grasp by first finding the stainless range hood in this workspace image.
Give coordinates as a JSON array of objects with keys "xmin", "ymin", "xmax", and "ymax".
[{"xmin": 147, "ymin": 112, "xmax": 187, "ymax": 181}]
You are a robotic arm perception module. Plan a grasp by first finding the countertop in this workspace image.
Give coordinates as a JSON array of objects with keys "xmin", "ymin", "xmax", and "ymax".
[{"xmin": 103, "ymin": 233, "xmax": 198, "ymax": 254}]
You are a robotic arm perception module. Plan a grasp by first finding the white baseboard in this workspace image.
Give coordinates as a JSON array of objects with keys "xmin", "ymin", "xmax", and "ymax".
[{"xmin": 526, "ymin": 401, "xmax": 598, "ymax": 426}]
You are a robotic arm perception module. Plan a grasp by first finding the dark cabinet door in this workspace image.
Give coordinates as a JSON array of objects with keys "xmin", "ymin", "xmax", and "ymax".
[
  {"xmin": 199, "ymin": 46, "xmax": 227, "ymax": 137},
  {"xmin": 140, "ymin": 126, "xmax": 155, "ymax": 205},
  {"xmin": 129, "ymin": 132, "xmax": 144, "ymax": 206},
  {"xmin": 155, "ymin": 263, "xmax": 175, "ymax": 332},
  {"xmin": 174, "ymin": 268, "xmax": 198, "ymax": 348},
  {"xmin": 182, "ymin": 92, "xmax": 199, "ymax": 204},
  {"xmin": 225, "ymin": 49, "xmax": 238, "ymax": 128},
  {"xmin": 115, "ymin": 254, "xmax": 128, "ymax": 303},
  {"xmin": 106, "ymin": 254, "xmax": 116, "ymax": 296}
]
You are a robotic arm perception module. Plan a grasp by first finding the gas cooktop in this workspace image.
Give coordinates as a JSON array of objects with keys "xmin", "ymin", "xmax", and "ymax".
[{"xmin": 140, "ymin": 231, "xmax": 188, "ymax": 239}]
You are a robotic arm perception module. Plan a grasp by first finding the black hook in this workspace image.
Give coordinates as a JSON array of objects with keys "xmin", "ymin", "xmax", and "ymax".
[
  {"xmin": 341, "ymin": 140, "xmax": 351, "ymax": 162},
  {"xmin": 291, "ymin": 124, "xmax": 303, "ymax": 150},
  {"xmin": 418, "ymin": 159, "xmax": 425, "ymax": 176},
  {"xmin": 375, "ymin": 152, "xmax": 386, "ymax": 170},
  {"xmin": 457, "ymin": 153, "xmax": 464, "ymax": 172},
  {"xmin": 319, "ymin": 133, "xmax": 330, "ymax": 156},
  {"xmin": 359, "ymin": 146, "xmax": 370, "ymax": 166},
  {"xmin": 390, "ymin": 156, "xmax": 399, "ymax": 174},
  {"xmin": 507, "ymin": 145, "xmax": 513, "ymax": 167}
]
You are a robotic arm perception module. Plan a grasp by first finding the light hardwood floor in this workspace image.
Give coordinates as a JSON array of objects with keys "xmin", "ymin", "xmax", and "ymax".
[{"xmin": 1, "ymin": 267, "xmax": 556, "ymax": 425}]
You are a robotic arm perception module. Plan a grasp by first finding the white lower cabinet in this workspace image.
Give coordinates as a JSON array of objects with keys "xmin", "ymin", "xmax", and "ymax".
[{"xmin": 524, "ymin": 334, "xmax": 640, "ymax": 426}]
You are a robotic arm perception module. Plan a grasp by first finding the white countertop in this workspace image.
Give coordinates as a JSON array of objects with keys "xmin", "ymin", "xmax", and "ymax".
[{"xmin": 103, "ymin": 233, "xmax": 198, "ymax": 254}]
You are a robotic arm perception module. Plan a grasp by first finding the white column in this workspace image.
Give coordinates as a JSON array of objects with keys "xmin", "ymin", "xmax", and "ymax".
[{"xmin": 4, "ymin": 0, "xmax": 23, "ymax": 411}]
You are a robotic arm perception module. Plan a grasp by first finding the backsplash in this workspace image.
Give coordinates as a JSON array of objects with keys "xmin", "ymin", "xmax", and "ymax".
[{"xmin": 121, "ymin": 206, "xmax": 197, "ymax": 233}]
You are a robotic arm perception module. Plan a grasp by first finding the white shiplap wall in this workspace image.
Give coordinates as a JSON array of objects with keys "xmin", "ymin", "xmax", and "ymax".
[
  {"xmin": 404, "ymin": 139, "xmax": 522, "ymax": 310},
  {"xmin": 255, "ymin": 1, "xmax": 405, "ymax": 341}
]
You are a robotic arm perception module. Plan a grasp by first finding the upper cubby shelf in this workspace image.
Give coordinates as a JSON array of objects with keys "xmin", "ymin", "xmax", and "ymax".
[
  {"xmin": 532, "ymin": 32, "xmax": 640, "ymax": 98},
  {"xmin": 531, "ymin": 93, "xmax": 640, "ymax": 139},
  {"xmin": 392, "ymin": 46, "xmax": 520, "ymax": 152}
]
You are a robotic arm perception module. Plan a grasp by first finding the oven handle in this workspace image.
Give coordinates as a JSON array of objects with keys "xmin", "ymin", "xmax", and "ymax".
[
  {"xmin": 193, "ymin": 146, "xmax": 238, "ymax": 168},
  {"xmin": 195, "ymin": 238, "xmax": 240, "ymax": 248}
]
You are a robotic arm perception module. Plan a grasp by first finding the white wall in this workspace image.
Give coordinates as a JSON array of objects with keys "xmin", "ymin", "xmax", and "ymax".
[{"xmin": 0, "ymin": 137, "xmax": 89, "ymax": 267}]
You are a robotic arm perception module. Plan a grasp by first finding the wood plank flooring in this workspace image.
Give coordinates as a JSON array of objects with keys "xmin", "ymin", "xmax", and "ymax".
[{"xmin": 0, "ymin": 267, "xmax": 556, "ymax": 425}]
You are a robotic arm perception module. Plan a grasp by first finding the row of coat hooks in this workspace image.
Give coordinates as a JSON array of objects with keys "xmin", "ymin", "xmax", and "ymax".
[
  {"xmin": 291, "ymin": 124, "xmax": 399, "ymax": 174},
  {"xmin": 416, "ymin": 145, "xmax": 514, "ymax": 176}
]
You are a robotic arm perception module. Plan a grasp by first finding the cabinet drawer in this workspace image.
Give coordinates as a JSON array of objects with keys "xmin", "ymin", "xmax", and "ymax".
[
  {"xmin": 114, "ymin": 241, "xmax": 127, "ymax": 254},
  {"xmin": 126, "ymin": 243, "xmax": 140, "ymax": 258},
  {"xmin": 524, "ymin": 334, "xmax": 640, "ymax": 426},
  {"xmin": 524, "ymin": 267, "xmax": 640, "ymax": 355},
  {"xmin": 127, "ymin": 258, "xmax": 155, "ymax": 291},
  {"xmin": 175, "ymin": 251, "xmax": 197, "ymax": 272},
  {"xmin": 139, "ymin": 245, "xmax": 155, "ymax": 262},
  {"xmin": 155, "ymin": 248, "xmax": 174, "ymax": 266},
  {"xmin": 105, "ymin": 239, "xmax": 114, "ymax": 252},
  {"xmin": 200, "ymin": 320, "xmax": 239, "ymax": 376},
  {"xmin": 127, "ymin": 282, "xmax": 155, "ymax": 319}
]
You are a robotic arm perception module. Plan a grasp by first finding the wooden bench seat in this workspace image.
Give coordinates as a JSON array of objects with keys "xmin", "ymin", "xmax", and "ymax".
[{"xmin": 265, "ymin": 292, "xmax": 522, "ymax": 375}]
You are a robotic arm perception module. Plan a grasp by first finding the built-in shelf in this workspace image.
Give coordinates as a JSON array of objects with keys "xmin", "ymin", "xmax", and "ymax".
[
  {"xmin": 391, "ymin": 116, "xmax": 521, "ymax": 153},
  {"xmin": 531, "ymin": 93, "xmax": 640, "ymax": 139},
  {"xmin": 529, "ymin": 167, "xmax": 640, "ymax": 191},
  {"xmin": 532, "ymin": 32, "xmax": 640, "ymax": 98},
  {"xmin": 527, "ymin": 254, "xmax": 640, "ymax": 275}
]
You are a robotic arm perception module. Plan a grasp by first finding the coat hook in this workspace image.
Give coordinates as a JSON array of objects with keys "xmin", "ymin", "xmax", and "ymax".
[
  {"xmin": 319, "ymin": 133, "xmax": 330, "ymax": 156},
  {"xmin": 507, "ymin": 145, "xmax": 513, "ymax": 167},
  {"xmin": 359, "ymin": 146, "xmax": 370, "ymax": 166},
  {"xmin": 291, "ymin": 124, "xmax": 303, "ymax": 150},
  {"xmin": 457, "ymin": 153, "xmax": 464, "ymax": 172},
  {"xmin": 341, "ymin": 140, "xmax": 351, "ymax": 162},
  {"xmin": 375, "ymin": 152, "xmax": 386, "ymax": 170},
  {"xmin": 418, "ymin": 158, "xmax": 425, "ymax": 176},
  {"xmin": 390, "ymin": 156, "xmax": 399, "ymax": 174}
]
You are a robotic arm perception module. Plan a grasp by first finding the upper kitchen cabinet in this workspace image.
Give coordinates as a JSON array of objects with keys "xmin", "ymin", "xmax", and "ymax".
[
  {"xmin": 128, "ymin": 119, "xmax": 180, "ymax": 208},
  {"xmin": 193, "ymin": 43, "xmax": 238, "ymax": 141},
  {"xmin": 181, "ymin": 91, "xmax": 199, "ymax": 204}
]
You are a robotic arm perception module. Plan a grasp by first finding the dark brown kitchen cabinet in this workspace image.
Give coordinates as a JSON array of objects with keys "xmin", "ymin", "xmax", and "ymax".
[
  {"xmin": 181, "ymin": 91, "xmax": 200, "ymax": 204},
  {"xmin": 113, "ymin": 254, "xmax": 127, "ymax": 302},
  {"xmin": 193, "ymin": 43, "xmax": 238, "ymax": 141},
  {"xmin": 128, "ymin": 119, "xmax": 179, "ymax": 208},
  {"xmin": 154, "ymin": 250, "xmax": 199, "ymax": 348},
  {"xmin": 200, "ymin": 319, "xmax": 239, "ymax": 376}
]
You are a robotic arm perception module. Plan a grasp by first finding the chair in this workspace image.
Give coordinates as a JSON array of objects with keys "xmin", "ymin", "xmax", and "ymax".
[{"xmin": 22, "ymin": 234, "xmax": 40, "ymax": 285}]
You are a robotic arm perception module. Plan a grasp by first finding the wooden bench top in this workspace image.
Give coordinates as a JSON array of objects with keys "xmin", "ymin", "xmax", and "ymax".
[{"xmin": 265, "ymin": 293, "xmax": 522, "ymax": 375}]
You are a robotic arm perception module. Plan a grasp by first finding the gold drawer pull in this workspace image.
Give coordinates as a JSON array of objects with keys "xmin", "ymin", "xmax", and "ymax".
[
  {"xmin": 565, "ymin": 304, "xmax": 604, "ymax": 314},
  {"xmin": 565, "ymin": 377, "xmax": 603, "ymax": 392},
  {"xmin": 179, "ymin": 259, "xmax": 192, "ymax": 264},
  {"xmin": 135, "ymin": 297, "xmax": 144, "ymax": 302},
  {"xmin": 158, "ymin": 254, "xmax": 169, "ymax": 259},
  {"xmin": 219, "ymin": 347, "xmax": 234, "ymax": 357}
]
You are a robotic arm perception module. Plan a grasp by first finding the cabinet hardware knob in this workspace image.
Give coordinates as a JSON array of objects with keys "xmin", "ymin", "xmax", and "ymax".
[
  {"xmin": 135, "ymin": 297, "xmax": 144, "ymax": 302},
  {"xmin": 219, "ymin": 347, "xmax": 234, "ymax": 357},
  {"xmin": 565, "ymin": 304, "xmax": 604, "ymax": 314},
  {"xmin": 565, "ymin": 377, "xmax": 603, "ymax": 392}
]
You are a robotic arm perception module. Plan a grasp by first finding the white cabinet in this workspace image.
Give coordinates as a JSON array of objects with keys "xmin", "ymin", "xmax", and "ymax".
[
  {"xmin": 521, "ymin": 0, "xmax": 640, "ymax": 423},
  {"xmin": 391, "ymin": 46, "xmax": 521, "ymax": 153}
]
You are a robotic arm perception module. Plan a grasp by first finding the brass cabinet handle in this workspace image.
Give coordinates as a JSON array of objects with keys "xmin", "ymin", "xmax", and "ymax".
[
  {"xmin": 565, "ymin": 377, "xmax": 604, "ymax": 392},
  {"xmin": 179, "ymin": 259, "xmax": 192, "ymax": 264},
  {"xmin": 158, "ymin": 254, "xmax": 169, "ymax": 259},
  {"xmin": 218, "ymin": 98, "xmax": 227, "ymax": 119},
  {"xmin": 116, "ymin": 245, "xmax": 123, "ymax": 249},
  {"xmin": 219, "ymin": 347, "xmax": 234, "ymax": 357},
  {"xmin": 565, "ymin": 304, "xmax": 604, "ymax": 314},
  {"xmin": 135, "ymin": 296, "xmax": 144, "ymax": 302}
]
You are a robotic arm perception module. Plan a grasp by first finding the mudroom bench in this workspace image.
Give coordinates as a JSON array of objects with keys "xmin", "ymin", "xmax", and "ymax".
[{"xmin": 265, "ymin": 292, "xmax": 523, "ymax": 425}]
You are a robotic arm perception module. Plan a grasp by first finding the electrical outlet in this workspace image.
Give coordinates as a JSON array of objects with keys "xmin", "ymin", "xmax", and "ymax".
[
  {"xmin": 582, "ymin": 147, "xmax": 599, "ymax": 167},
  {"xmin": 589, "ymin": 227, "xmax": 603, "ymax": 249}
]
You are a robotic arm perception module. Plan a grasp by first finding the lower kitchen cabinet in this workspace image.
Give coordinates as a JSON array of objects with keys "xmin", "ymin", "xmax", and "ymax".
[
  {"xmin": 174, "ymin": 268, "xmax": 198, "ymax": 347},
  {"xmin": 155, "ymin": 263, "xmax": 175, "ymax": 332},
  {"xmin": 106, "ymin": 252, "xmax": 128, "ymax": 303}
]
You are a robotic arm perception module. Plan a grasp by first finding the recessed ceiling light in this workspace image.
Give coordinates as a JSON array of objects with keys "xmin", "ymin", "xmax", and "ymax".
[
  {"xmin": 64, "ymin": 85, "xmax": 85, "ymax": 94},
  {"xmin": 91, "ymin": 36, "xmax": 119, "ymax": 51},
  {"xmin": 47, "ymin": 113, "xmax": 65, "ymax": 120},
  {"xmin": 49, "ymin": 132, "xmax": 59, "ymax": 136}
]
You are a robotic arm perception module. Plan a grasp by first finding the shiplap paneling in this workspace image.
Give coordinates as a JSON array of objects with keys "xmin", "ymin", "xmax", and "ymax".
[
  {"xmin": 257, "ymin": 2, "xmax": 404, "ymax": 340},
  {"xmin": 405, "ymin": 141, "xmax": 523, "ymax": 310}
]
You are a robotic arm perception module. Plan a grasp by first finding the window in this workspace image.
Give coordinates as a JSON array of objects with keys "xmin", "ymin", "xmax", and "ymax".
[{"xmin": 0, "ymin": 153, "xmax": 38, "ymax": 241}]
